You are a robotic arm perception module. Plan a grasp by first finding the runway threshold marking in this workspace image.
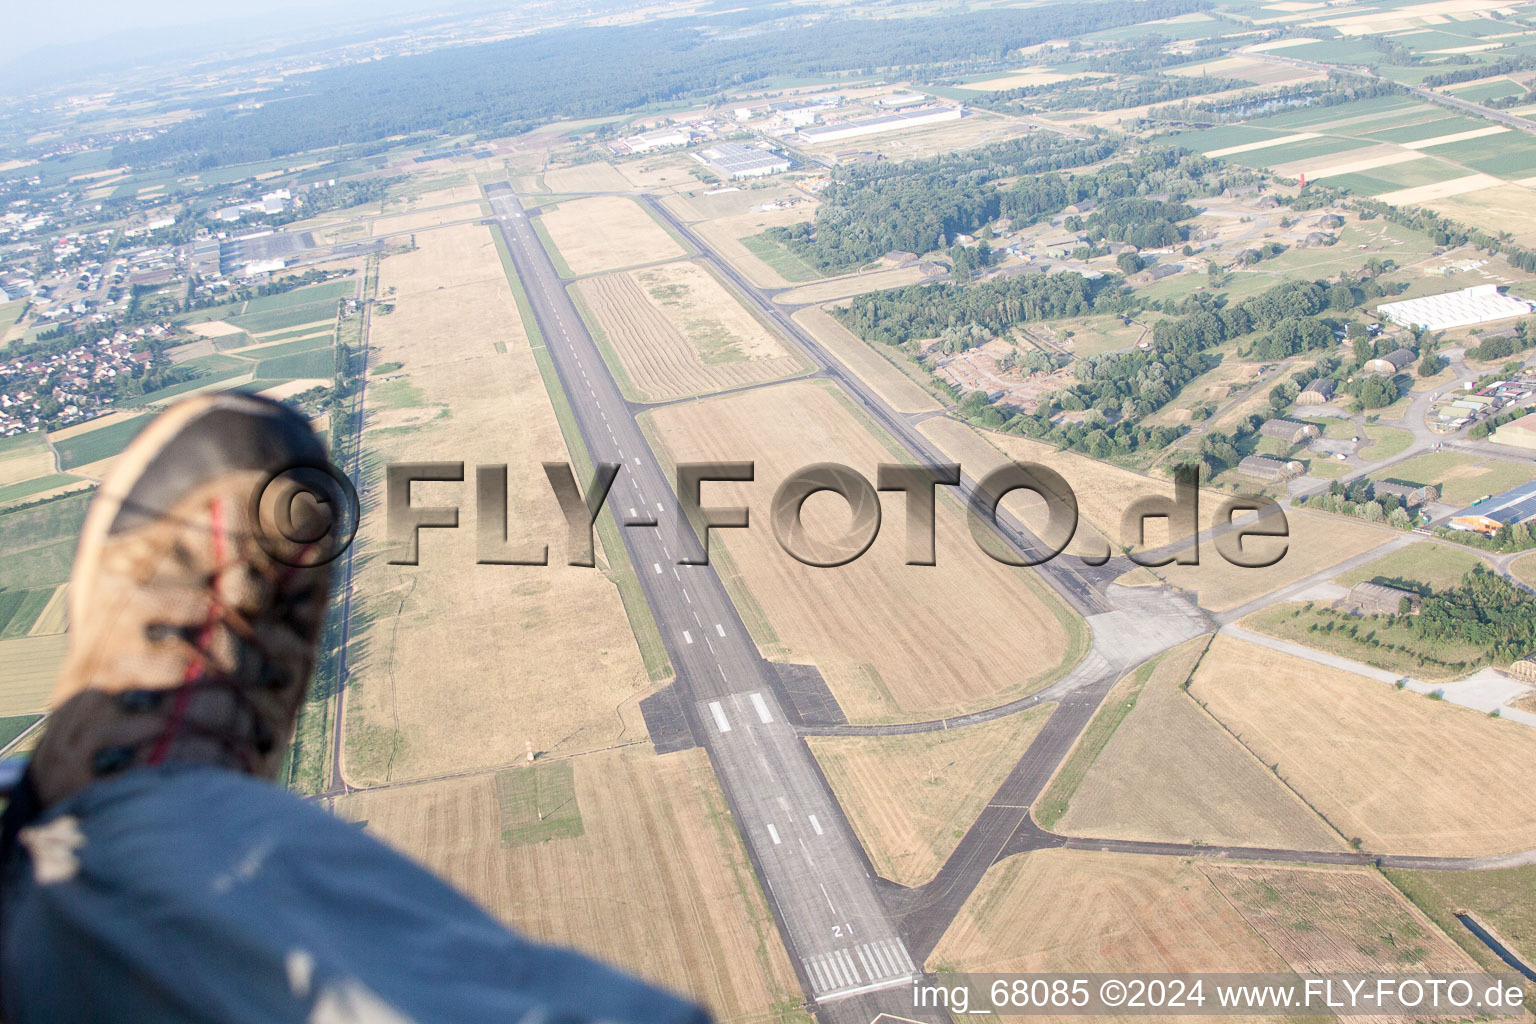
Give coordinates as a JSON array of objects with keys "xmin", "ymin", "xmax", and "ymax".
[
  {"xmin": 750, "ymin": 692, "xmax": 772, "ymax": 724},
  {"xmin": 683, "ymin": 631, "xmax": 693, "ymax": 644},
  {"xmin": 708, "ymin": 701, "xmax": 731, "ymax": 732},
  {"xmin": 715, "ymin": 623, "xmax": 725, "ymax": 637},
  {"xmin": 809, "ymin": 814, "xmax": 823, "ymax": 835}
]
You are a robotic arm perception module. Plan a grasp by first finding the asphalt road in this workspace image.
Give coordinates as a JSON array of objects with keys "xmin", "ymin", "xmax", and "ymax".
[{"xmin": 484, "ymin": 184, "xmax": 934, "ymax": 1019}]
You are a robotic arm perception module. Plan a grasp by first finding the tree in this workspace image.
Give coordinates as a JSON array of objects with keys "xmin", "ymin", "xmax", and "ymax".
[
  {"xmin": 1116, "ymin": 250, "xmax": 1145, "ymax": 275},
  {"xmin": 1352, "ymin": 333, "xmax": 1374, "ymax": 366}
]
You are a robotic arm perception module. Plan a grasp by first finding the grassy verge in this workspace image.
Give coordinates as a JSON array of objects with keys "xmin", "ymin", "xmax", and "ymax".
[
  {"xmin": 1240, "ymin": 602, "xmax": 1486, "ymax": 683},
  {"xmin": 529, "ymin": 214, "xmax": 576, "ymax": 279},
  {"xmin": 1035, "ymin": 654, "xmax": 1165, "ymax": 829},
  {"xmin": 1384, "ymin": 866, "xmax": 1536, "ymax": 1002},
  {"xmin": 494, "ymin": 760, "xmax": 584, "ymax": 845},
  {"xmin": 493, "ymin": 227, "xmax": 672, "ymax": 683},
  {"xmin": 742, "ymin": 231, "xmax": 824, "ymax": 283},
  {"xmin": 566, "ymin": 284, "xmax": 648, "ymax": 402}
]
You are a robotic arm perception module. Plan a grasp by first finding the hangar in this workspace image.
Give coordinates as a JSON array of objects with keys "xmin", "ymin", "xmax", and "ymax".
[{"xmin": 1376, "ymin": 284, "xmax": 1535, "ymax": 332}]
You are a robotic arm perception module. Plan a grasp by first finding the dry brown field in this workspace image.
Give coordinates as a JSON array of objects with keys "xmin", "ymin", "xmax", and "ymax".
[
  {"xmin": 1153, "ymin": 510, "xmax": 1393, "ymax": 613},
  {"xmin": 538, "ymin": 196, "xmax": 687, "ymax": 275},
  {"xmin": 1055, "ymin": 638, "xmax": 1344, "ymax": 851},
  {"xmin": 575, "ymin": 260, "xmax": 804, "ymax": 402},
  {"xmin": 542, "ymin": 161, "xmax": 632, "ymax": 193},
  {"xmin": 772, "ymin": 266, "xmax": 930, "ymax": 306},
  {"xmin": 0, "ymin": 633, "xmax": 67, "ymax": 715},
  {"xmin": 792, "ymin": 307, "xmax": 941, "ymax": 416},
  {"xmin": 1190, "ymin": 635, "xmax": 1536, "ymax": 856},
  {"xmin": 342, "ymin": 223, "xmax": 657, "ymax": 786},
  {"xmin": 643, "ymin": 379, "xmax": 1086, "ymax": 723},
  {"xmin": 661, "ymin": 186, "xmax": 809, "ymax": 223},
  {"xmin": 0, "ymin": 440, "xmax": 54, "ymax": 488},
  {"xmin": 807, "ymin": 703, "xmax": 1055, "ymax": 886},
  {"xmin": 336, "ymin": 747, "xmax": 803, "ymax": 1023},
  {"xmin": 29, "ymin": 583, "xmax": 69, "ymax": 636},
  {"xmin": 370, "ymin": 201, "xmax": 486, "ymax": 237},
  {"xmin": 1512, "ymin": 552, "xmax": 1536, "ymax": 588},
  {"xmin": 818, "ymin": 112, "xmax": 1038, "ymax": 163},
  {"xmin": 612, "ymin": 154, "xmax": 702, "ymax": 193},
  {"xmin": 1200, "ymin": 864, "xmax": 1478, "ymax": 974},
  {"xmin": 932, "ymin": 850, "xmax": 1288, "ymax": 976}
]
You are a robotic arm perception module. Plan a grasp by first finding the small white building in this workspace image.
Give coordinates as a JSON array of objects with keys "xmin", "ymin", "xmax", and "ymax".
[{"xmin": 625, "ymin": 127, "xmax": 694, "ymax": 153}]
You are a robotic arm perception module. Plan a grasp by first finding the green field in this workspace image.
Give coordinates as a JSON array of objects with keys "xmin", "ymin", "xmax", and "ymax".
[
  {"xmin": 1370, "ymin": 453, "xmax": 1536, "ymax": 506},
  {"xmin": 255, "ymin": 348, "xmax": 334, "ymax": 380},
  {"xmin": 0, "ymin": 491, "xmax": 92, "ymax": 591},
  {"xmin": 1334, "ymin": 541, "xmax": 1487, "ymax": 592},
  {"xmin": 241, "ymin": 335, "xmax": 332, "ymax": 361},
  {"xmin": 1425, "ymin": 133, "xmax": 1536, "ymax": 178},
  {"xmin": 54, "ymin": 413, "xmax": 155, "ymax": 470},
  {"xmin": 0, "ymin": 714, "xmax": 42, "ymax": 749},
  {"xmin": 0, "ymin": 587, "xmax": 56, "ymax": 639},
  {"xmin": 1222, "ymin": 135, "xmax": 1369, "ymax": 169},
  {"xmin": 239, "ymin": 279, "xmax": 356, "ymax": 316},
  {"xmin": 1322, "ymin": 159, "xmax": 1465, "ymax": 197},
  {"xmin": 1386, "ymin": 866, "xmax": 1536, "ymax": 971},
  {"xmin": 494, "ymin": 760, "xmax": 585, "ymax": 846},
  {"xmin": 230, "ymin": 300, "xmax": 338, "ymax": 336},
  {"xmin": 126, "ymin": 368, "xmax": 251, "ymax": 408},
  {"xmin": 0, "ymin": 473, "xmax": 81, "ymax": 505}
]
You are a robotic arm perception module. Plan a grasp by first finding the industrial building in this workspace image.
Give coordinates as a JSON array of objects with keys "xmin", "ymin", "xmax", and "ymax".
[
  {"xmin": 1364, "ymin": 348, "xmax": 1415, "ymax": 375},
  {"xmin": 691, "ymin": 143, "xmax": 790, "ymax": 179},
  {"xmin": 624, "ymin": 127, "xmax": 694, "ymax": 153},
  {"xmin": 877, "ymin": 92, "xmax": 928, "ymax": 108},
  {"xmin": 1490, "ymin": 412, "xmax": 1536, "ymax": 450},
  {"xmin": 1259, "ymin": 418, "xmax": 1320, "ymax": 444},
  {"xmin": 1373, "ymin": 481, "xmax": 1439, "ymax": 506},
  {"xmin": 1343, "ymin": 582, "xmax": 1420, "ymax": 617},
  {"xmin": 1447, "ymin": 481, "xmax": 1536, "ymax": 534},
  {"xmin": 1376, "ymin": 284, "xmax": 1535, "ymax": 332},
  {"xmin": 1296, "ymin": 378, "xmax": 1336, "ymax": 404},
  {"xmin": 1236, "ymin": 454, "xmax": 1304, "ymax": 482},
  {"xmin": 799, "ymin": 105, "xmax": 963, "ymax": 144}
]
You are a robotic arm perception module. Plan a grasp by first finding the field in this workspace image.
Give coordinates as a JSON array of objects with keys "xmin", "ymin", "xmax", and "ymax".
[
  {"xmin": 1153, "ymin": 510, "xmax": 1394, "ymax": 613},
  {"xmin": 1386, "ymin": 865, "xmax": 1536, "ymax": 969},
  {"xmin": 0, "ymin": 433, "xmax": 54, "ymax": 488},
  {"xmin": 1333, "ymin": 540, "xmax": 1488, "ymax": 591},
  {"xmin": 1051, "ymin": 638, "xmax": 1344, "ymax": 851},
  {"xmin": 1512, "ymin": 552, "xmax": 1536, "ymax": 588},
  {"xmin": 0, "ymin": 633, "xmax": 67, "ymax": 716},
  {"xmin": 1189, "ymin": 635, "xmax": 1536, "ymax": 857},
  {"xmin": 370, "ymin": 201, "xmax": 485, "ymax": 237},
  {"xmin": 807, "ymin": 703, "xmax": 1055, "ymax": 886},
  {"xmin": 536, "ymin": 196, "xmax": 687, "ymax": 276},
  {"xmin": 342, "ymin": 223, "xmax": 659, "ymax": 785},
  {"xmin": 1201, "ymin": 864, "xmax": 1479, "ymax": 973},
  {"xmin": 931, "ymin": 850, "xmax": 1289, "ymax": 975},
  {"xmin": 541, "ymin": 160, "xmax": 633, "ymax": 194},
  {"xmin": 336, "ymin": 748, "xmax": 804, "ymax": 1023},
  {"xmin": 1369, "ymin": 452, "xmax": 1536, "ymax": 506},
  {"xmin": 643, "ymin": 379, "xmax": 1087, "ymax": 723},
  {"xmin": 574, "ymin": 260, "xmax": 805, "ymax": 402},
  {"xmin": 0, "ymin": 491, "xmax": 91, "ymax": 593},
  {"xmin": 51, "ymin": 412, "xmax": 155, "ymax": 472},
  {"xmin": 687, "ymin": 205, "xmax": 825, "ymax": 290}
]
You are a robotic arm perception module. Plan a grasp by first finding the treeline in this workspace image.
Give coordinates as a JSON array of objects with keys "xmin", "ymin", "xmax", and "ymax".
[
  {"xmin": 1421, "ymin": 58, "xmax": 1534, "ymax": 89},
  {"xmin": 1147, "ymin": 74, "xmax": 1404, "ymax": 124},
  {"xmin": 112, "ymin": 0, "xmax": 1210, "ymax": 170},
  {"xmin": 832, "ymin": 271, "xmax": 1114, "ymax": 347},
  {"xmin": 1414, "ymin": 567, "xmax": 1536, "ymax": 663},
  {"xmin": 970, "ymin": 73, "xmax": 1253, "ymax": 115},
  {"xmin": 767, "ymin": 135, "xmax": 1120, "ymax": 270},
  {"xmin": 1467, "ymin": 320, "xmax": 1533, "ymax": 361},
  {"xmin": 1069, "ymin": 196, "xmax": 1198, "ymax": 248}
]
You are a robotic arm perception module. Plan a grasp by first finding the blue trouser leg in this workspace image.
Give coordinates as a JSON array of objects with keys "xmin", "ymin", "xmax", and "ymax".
[{"xmin": 1, "ymin": 766, "xmax": 710, "ymax": 1024}]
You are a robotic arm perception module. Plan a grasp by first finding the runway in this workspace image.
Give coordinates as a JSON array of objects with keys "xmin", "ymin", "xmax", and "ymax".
[{"xmin": 484, "ymin": 184, "xmax": 934, "ymax": 1019}]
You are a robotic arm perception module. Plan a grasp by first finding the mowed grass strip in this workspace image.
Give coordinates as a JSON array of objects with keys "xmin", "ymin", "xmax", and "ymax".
[
  {"xmin": 1035, "ymin": 657, "xmax": 1160, "ymax": 829},
  {"xmin": 741, "ymin": 232, "xmax": 823, "ymax": 283},
  {"xmin": 0, "ymin": 473, "xmax": 83, "ymax": 504},
  {"xmin": 494, "ymin": 760, "xmax": 584, "ymax": 846},
  {"xmin": 1334, "ymin": 541, "xmax": 1487, "ymax": 591}
]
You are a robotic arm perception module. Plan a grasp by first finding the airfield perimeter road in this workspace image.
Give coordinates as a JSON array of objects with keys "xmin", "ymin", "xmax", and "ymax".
[{"xmin": 485, "ymin": 184, "xmax": 940, "ymax": 1021}]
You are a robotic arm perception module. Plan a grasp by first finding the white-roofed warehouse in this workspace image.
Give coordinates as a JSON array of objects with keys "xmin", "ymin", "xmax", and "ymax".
[
  {"xmin": 1376, "ymin": 284, "xmax": 1534, "ymax": 332},
  {"xmin": 691, "ymin": 142, "xmax": 790, "ymax": 179}
]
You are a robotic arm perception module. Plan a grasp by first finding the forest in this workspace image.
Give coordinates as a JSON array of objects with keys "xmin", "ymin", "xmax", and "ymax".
[
  {"xmin": 112, "ymin": 0, "xmax": 1209, "ymax": 170},
  {"xmin": 970, "ymin": 73, "xmax": 1253, "ymax": 115},
  {"xmin": 772, "ymin": 143, "xmax": 1236, "ymax": 271}
]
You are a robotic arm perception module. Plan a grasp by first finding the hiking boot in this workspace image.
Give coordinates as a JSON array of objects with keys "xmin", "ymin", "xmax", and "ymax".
[{"xmin": 27, "ymin": 394, "xmax": 341, "ymax": 807}]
